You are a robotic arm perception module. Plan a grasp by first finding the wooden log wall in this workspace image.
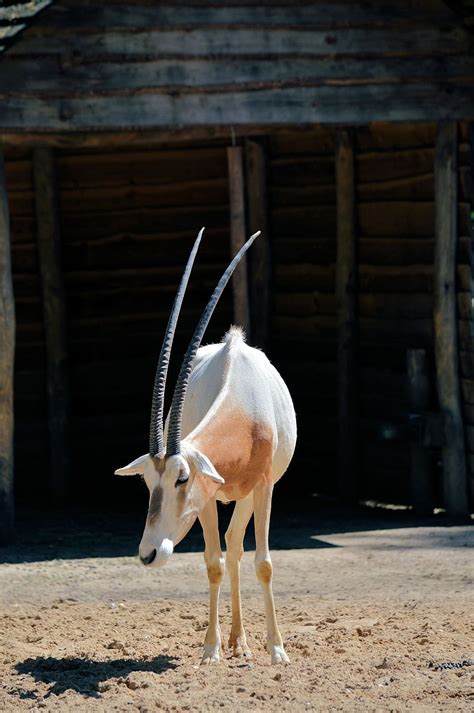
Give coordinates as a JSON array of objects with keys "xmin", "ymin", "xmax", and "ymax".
[
  {"xmin": 4, "ymin": 121, "xmax": 474, "ymax": 508},
  {"xmin": 5, "ymin": 143, "xmax": 232, "ymax": 501},
  {"xmin": 4, "ymin": 148, "xmax": 48, "ymax": 501},
  {"xmin": 267, "ymin": 127, "xmax": 335, "ymax": 492},
  {"xmin": 2, "ymin": 0, "xmax": 474, "ymax": 134},
  {"xmin": 267, "ymin": 121, "xmax": 472, "ymax": 506},
  {"xmin": 355, "ymin": 123, "xmax": 440, "ymax": 503},
  {"xmin": 355, "ymin": 121, "xmax": 472, "ymax": 505}
]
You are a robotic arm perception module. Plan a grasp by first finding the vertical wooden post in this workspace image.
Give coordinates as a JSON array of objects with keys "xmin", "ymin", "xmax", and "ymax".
[
  {"xmin": 0, "ymin": 150, "xmax": 15, "ymax": 543},
  {"xmin": 406, "ymin": 349, "xmax": 434, "ymax": 515},
  {"xmin": 245, "ymin": 138, "xmax": 271, "ymax": 350},
  {"xmin": 227, "ymin": 146, "xmax": 251, "ymax": 336},
  {"xmin": 468, "ymin": 121, "xmax": 474, "ymax": 506},
  {"xmin": 33, "ymin": 148, "xmax": 70, "ymax": 500},
  {"xmin": 433, "ymin": 122, "xmax": 469, "ymax": 517},
  {"xmin": 335, "ymin": 130, "xmax": 358, "ymax": 502}
]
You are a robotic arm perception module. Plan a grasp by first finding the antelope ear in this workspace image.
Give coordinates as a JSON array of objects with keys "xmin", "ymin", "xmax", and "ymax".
[
  {"xmin": 115, "ymin": 453, "xmax": 149, "ymax": 476},
  {"xmin": 193, "ymin": 449, "xmax": 225, "ymax": 484}
]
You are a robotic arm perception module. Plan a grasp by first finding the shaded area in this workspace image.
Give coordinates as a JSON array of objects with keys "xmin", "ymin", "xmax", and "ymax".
[
  {"xmin": 0, "ymin": 497, "xmax": 471, "ymax": 565},
  {"xmin": 15, "ymin": 654, "xmax": 178, "ymax": 698}
]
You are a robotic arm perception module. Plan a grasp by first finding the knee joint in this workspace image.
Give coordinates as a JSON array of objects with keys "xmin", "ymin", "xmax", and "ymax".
[
  {"xmin": 255, "ymin": 558, "xmax": 273, "ymax": 584},
  {"xmin": 206, "ymin": 559, "xmax": 224, "ymax": 585}
]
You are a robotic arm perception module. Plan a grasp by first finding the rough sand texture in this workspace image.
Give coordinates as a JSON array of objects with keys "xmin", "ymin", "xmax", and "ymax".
[{"xmin": 0, "ymin": 510, "xmax": 473, "ymax": 711}]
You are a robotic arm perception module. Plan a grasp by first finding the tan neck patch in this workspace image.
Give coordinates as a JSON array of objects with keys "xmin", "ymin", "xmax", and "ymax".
[{"xmin": 192, "ymin": 410, "xmax": 273, "ymax": 500}]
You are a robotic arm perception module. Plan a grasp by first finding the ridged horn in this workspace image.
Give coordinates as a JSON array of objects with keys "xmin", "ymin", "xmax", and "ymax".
[
  {"xmin": 166, "ymin": 231, "xmax": 261, "ymax": 456},
  {"xmin": 148, "ymin": 227, "xmax": 205, "ymax": 457}
]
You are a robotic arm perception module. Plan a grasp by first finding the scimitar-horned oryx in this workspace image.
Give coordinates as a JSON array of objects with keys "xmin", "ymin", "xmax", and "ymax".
[{"xmin": 115, "ymin": 228, "xmax": 297, "ymax": 665}]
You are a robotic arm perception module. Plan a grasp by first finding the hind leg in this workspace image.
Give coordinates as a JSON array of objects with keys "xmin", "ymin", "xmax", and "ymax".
[
  {"xmin": 224, "ymin": 494, "xmax": 253, "ymax": 657},
  {"xmin": 253, "ymin": 480, "xmax": 289, "ymax": 664}
]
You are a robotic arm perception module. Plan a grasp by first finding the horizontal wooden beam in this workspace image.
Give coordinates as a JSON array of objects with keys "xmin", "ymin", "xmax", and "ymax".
[
  {"xmin": 12, "ymin": 26, "xmax": 471, "ymax": 57},
  {"xmin": 1, "ymin": 84, "xmax": 474, "ymax": 135},
  {"xmin": 2, "ymin": 56, "xmax": 474, "ymax": 94},
  {"xmin": 0, "ymin": 125, "xmax": 318, "ymax": 149},
  {"xmin": 20, "ymin": 2, "xmax": 457, "ymax": 30}
]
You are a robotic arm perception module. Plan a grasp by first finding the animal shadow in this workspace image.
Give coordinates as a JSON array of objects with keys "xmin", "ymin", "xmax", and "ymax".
[{"xmin": 15, "ymin": 654, "xmax": 178, "ymax": 698}]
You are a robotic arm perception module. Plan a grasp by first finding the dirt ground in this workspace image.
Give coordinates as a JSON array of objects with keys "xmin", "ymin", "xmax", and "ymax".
[{"xmin": 0, "ymin": 506, "xmax": 473, "ymax": 712}]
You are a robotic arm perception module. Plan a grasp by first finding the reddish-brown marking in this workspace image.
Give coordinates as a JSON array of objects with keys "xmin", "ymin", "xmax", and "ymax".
[
  {"xmin": 207, "ymin": 562, "xmax": 224, "ymax": 585},
  {"xmin": 192, "ymin": 410, "xmax": 273, "ymax": 501},
  {"xmin": 256, "ymin": 560, "xmax": 273, "ymax": 584}
]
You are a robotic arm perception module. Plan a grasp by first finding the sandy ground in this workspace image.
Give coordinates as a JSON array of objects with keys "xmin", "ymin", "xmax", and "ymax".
[{"xmin": 0, "ymin": 506, "xmax": 473, "ymax": 712}]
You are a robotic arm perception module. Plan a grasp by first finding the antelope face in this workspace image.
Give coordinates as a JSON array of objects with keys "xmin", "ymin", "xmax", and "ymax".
[{"xmin": 115, "ymin": 446, "xmax": 224, "ymax": 568}]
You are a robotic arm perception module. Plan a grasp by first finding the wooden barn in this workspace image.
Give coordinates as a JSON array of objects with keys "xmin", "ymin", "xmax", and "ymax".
[{"xmin": 1, "ymin": 0, "xmax": 474, "ymax": 542}]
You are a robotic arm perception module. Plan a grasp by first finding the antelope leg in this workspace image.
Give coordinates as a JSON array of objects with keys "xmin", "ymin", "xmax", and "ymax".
[
  {"xmin": 225, "ymin": 494, "xmax": 253, "ymax": 657},
  {"xmin": 199, "ymin": 497, "xmax": 224, "ymax": 665},
  {"xmin": 253, "ymin": 480, "xmax": 289, "ymax": 665}
]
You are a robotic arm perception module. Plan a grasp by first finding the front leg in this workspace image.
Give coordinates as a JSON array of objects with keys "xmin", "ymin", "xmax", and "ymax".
[
  {"xmin": 253, "ymin": 480, "xmax": 290, "ymax": 665},
  {"xmin": 199, "ymin": 497, "xmax": 224, "ymax": 665},
  {"xmin": 225, "ymin": 494, "xmax": 253, "ymax": 658}
]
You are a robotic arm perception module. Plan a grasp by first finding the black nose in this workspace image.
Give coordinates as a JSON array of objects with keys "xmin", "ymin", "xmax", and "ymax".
[{"xmin": 140, "ymin": 548, "xmax": 157, "ymax": 566}]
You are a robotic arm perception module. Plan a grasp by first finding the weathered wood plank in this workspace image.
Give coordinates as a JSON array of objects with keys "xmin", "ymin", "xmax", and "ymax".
[
  {"xmin": 273, "ymin": 202, "xmax": 444, "ymax": 238},
  {"xmin": 227, "ymin": 146, "xmax": 251, "ymax": 334},
  {"xmin": 245, "ymin": 139, "xmax": 270, "ymax": 348},
  {"xmin": 0, "ymin": 150, "xmax": 15, "ymax": 544},
  {"xmin": 2, "ymin": 55, "xmax": 474, "ymax": 94},
  {"xmin": 271, "ymin": 184, "xmax": 336, "ymax": 205},
  {"xmin": 406, "ymin": 349, "xmax": 435, "ymax": 514},
  {"xmin": 359, "ymin": 291, "xmax": 473, "ymax": 320},
  {"xmin": 270, "ymin": 155, "xmax": 334, "ymax": 186},
  {"xmin": 57, "ymin": 179, "xmax": 229, "ymax": 213},
  {"xmin": 12, "ymin": 26, "xmax": 471, "ymax": 57},
  {"xmin": 58, "ymin": 148, "xmax": 227, "ymax": 188},
  {"xmin": 60, "ymin": 206, "xmax": 229, "ymax": 241},
  {"xmin": 358, "ymin": 236, "xmax": 471, "ymax": 265},
  {"xmin": 358, "ymin": 174, "xmax": 433, "ymax": 201},
  {"xmin": 433, "ymin": 122, "xmax": 469, "ymax": 517},
  {"xmin": 335, "ymin": 130, "xmax": 358, "ymax": 502},
  {"xmin": 1, "ymin": 84, "xmax": 474, "ymax": 133},
  {"xmin": 462, "ymin": 378, "xmax": 474, "ymax": 404},
  {"xmin": 22, "ymin": 2, "xmax": 456, "ymax": 30},
  {"xmin": 275, "ymin": 263, "xmax": 329, "ymax": 291},
  {"xmin": 33, "ymin": 148, "xmax": 70, "ymax": 500},
  {"xmin": 360, "ymin": 317, "xmax": 433, "ymax": 346},
  {"xmin": 274, "ymin": 292, "xmax": 317, "ymax": 316},
  {"xmin": 358, "ymin": 264, "xmax": 472, "ymax": 293}
]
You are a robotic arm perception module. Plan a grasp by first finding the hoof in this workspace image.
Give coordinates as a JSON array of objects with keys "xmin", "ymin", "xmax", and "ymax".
[
  {"xmin": 201, "ymin": 642, "xmax": 221, "ymax": 666},
  {"xmin": 232, "ymin": 643, "xmax": 252, "ymax": 659},
  {"xmin": 200, "ymin": 654, "xmax": 220, "ymax": 666},
  {"xmin": 229, "ymin": 634, "xmax": 252, "ymax": 659},
  {"xmin": 269, "ymin": 644, "xmax": 290, "ymax": 665}
]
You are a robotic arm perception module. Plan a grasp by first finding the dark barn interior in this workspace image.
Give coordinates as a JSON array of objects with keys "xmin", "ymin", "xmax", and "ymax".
[{"xmin": 1, "ymin": 1, "xmax": 474, "ymax": 543}]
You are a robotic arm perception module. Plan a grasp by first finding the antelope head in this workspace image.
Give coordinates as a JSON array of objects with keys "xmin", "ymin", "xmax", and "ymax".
[{"xmin": 115, "ymin": 228, "xmax": 260, "ymax": 568}]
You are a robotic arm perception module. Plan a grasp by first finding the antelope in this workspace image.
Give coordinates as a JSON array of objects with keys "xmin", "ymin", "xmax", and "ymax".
[{"xmin": 115, "ymin": 228, "xmax": 297, "ymax": 665}]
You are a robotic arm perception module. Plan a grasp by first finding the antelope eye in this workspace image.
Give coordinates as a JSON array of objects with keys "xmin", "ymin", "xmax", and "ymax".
[{"xmin": 175, "ymin": 472, "xmax": 189, "ymax": 487}]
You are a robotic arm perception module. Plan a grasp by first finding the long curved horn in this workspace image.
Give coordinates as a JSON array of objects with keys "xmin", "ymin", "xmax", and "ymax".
[
  {"xmin": 166, "ymin": 231, "xmax": 261, "ymax": 456},
  {"xmin": 149, "ymin": 227, "xmax": 205, "ymax": 457}
]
